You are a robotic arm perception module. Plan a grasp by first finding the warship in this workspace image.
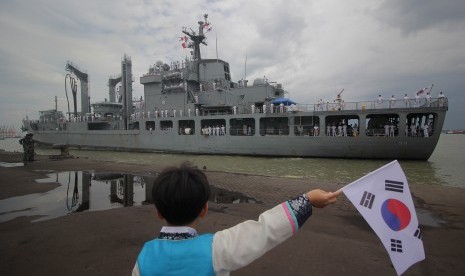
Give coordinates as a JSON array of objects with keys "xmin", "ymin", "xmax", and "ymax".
[{"xmin": 22, "ymin": 15, "xmax": 448, "ymax": 160}]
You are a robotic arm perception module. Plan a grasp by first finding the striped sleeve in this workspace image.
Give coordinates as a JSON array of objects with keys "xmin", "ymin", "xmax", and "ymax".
[{"xmin": 282, "ymin": 193, "xmax": 313, "ymax": 234}]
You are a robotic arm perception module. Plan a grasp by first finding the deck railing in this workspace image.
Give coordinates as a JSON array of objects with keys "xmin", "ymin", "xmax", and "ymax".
[
  {"xmin": 298, "ymin": 97, "xmax": 448, "ymax": 112},
  {"xmin": 27, "ymin": 97, "xmax": 448, "ymax": 128}
]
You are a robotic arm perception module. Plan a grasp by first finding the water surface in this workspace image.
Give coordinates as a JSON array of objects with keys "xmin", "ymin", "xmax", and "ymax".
[{"xmin": 1, "ymin": 134, "xmax": 464, "ymax": 187}]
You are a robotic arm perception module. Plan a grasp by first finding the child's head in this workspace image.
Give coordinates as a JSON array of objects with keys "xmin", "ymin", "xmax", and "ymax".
[{"xmin": 152, "ymin": 163, "xmax": 210, "ymax": 226}]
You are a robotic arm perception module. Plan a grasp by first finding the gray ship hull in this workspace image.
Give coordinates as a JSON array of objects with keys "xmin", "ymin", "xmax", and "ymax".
[{"xmin": 27, "ymin": 106, "xmax": 447, "ymax": 160}]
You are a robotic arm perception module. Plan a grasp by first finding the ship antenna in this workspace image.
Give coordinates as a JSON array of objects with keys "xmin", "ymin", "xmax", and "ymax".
[
  {"xmin": 244, "ymin": 49, "xmax": 248, "ymax": 81},
  {"xmin": 216, "ymin": 34, "xmax": 218, "ymax": 62},
  {"xmin": 182, "ymin": 14, "xmax": 209, "ymax": 89}
]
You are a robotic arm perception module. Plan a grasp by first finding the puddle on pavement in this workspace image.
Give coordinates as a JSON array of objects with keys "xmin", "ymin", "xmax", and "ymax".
[
  {"xmin": 0, "ymin": 162, "xmax": 24, "ymax": 168},
  {"xmin": 0, "ymin": 171, "xmax": 260, "ymax": 223}
]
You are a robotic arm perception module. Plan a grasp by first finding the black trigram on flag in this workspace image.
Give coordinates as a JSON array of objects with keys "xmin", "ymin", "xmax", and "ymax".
[
  {"xmin": 414, "ymin": 228, "xmax": 422, "ymax": 239},
  {"xmin": 359, "ymin": 191, "xmax": 375, "ymax": 209},
  {"xmin": 390, "ymin": 239, "xmax": 403, "ymax": 253},
  {"xmin": 385, "ymin": 179, "xmax": 404, "ymax": 193}
]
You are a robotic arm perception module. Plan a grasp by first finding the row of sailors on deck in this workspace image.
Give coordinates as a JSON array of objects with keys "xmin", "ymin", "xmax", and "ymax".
[
  {"xmin": 407, "ymin": 123, "xmax": 431, "ymax": 138},
  {"xmin": 377, "ymin": 91, "xmax": 446, "ymax": 108},
  {"xmin": 202, "ymin": 125, "xmax": 226, "ymax": 136},
  {"xmin": 132, "ymin": 109, "xmax": 200, "ymax": 119},
  {"xmin": 383, "ymin": 123, "xmax": 432, "ymax": 137},
  {"xmin": 325, "ymin": 122, "xmax": 358, "ymax": 137},
  {"xmin": 317, "ymin": 99, "xmax": 346, "ymax": 111},
  {"xmin": 132, "ymin": 102, "xmax": 296, "ymax": 120},
  {"xmin": 65, "ymin": 114, "xmax": 104, "ymax": 122},
  {"xmin": 248, "ymin": 103, "xmax": 298, "ymax": 114}
]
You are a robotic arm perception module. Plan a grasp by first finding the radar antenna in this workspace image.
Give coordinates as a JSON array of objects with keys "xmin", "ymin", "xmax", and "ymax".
[{"xmin": 182, "ymin": 15, "xmax": 209, "ymax": 61}]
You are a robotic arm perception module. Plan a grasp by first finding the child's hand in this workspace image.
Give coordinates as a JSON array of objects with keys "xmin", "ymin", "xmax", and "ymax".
[{"xmin": 306, "ymin": 189, "xmax": 342, "ymax": 208}]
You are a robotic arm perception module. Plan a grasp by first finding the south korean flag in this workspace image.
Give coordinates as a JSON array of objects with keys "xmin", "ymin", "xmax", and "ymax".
[{"xmin": 342, "ymin": 160, "xmax": 425, "ymax": 275}]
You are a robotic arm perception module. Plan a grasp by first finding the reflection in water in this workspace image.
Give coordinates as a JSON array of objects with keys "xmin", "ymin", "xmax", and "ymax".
[
  {"xmin": 0, "ymin": 171, "xmax": 260, "ymax": 222},
  {"xmin": 62, "ymin": 172, "xmax": 147, "ymax": 215},
  {"xmin": 66, "ymin": 172, "xmax": 82, "ymax": 212}
]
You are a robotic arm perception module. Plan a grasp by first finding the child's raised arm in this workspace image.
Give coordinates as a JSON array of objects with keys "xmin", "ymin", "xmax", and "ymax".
[{"xmin": 212, "ymin": 189, "xmax": 341, "ymax": 274}]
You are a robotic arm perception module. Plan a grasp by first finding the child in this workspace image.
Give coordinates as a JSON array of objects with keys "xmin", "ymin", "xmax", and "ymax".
[{"xmin": 132, "ymin": 163, "xmax": 341, "ymax": 276}]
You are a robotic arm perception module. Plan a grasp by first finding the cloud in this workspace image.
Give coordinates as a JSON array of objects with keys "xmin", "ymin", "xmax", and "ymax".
[
  {"xmin": 376, "ymin": 0, "xmax": 465, "ymax": 34},
  {"xmin": 0, "ymin": 0, "xmax": 464, "ymax": 132}
]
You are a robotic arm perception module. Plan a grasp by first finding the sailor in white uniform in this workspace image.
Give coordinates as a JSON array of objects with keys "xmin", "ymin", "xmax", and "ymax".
[
  {"xmin": 221, "ymin": 125, "xmax": 225, "ymax": 136},
  {"xmin": 423, "ymin": 123, "xmax": 429, "ymax": 138},
  {"xmin": 403, "ymin": 94, "xmax": 409, "ymax": 108},
  {"xmin": 390, "ymin": 95, "xmax": 396, "ymax": 108},
  {"xmin": 377, "ymin": 95, "xmax": 384, "ymax": 108},
  {"xmin": 425, "ymin": 92, "xmax": 432, "ymax": 107},
  {"xmin": 389, "ymin": 124, "xmax": 395, "ymax": 137},
  {"xmin": 313, "ymin": 125, "xmax": 319, "ymax": 136},
  {"xmin": 438, "ymin": 92, "xmax": 445, "ymax": 107},
  {"xmin": 411, "ymin": 124, "xmax": 417, "ymax": 137},
  {"xmin": 414, "ymin": 94, "xmax": 420, "ymax": 107}
]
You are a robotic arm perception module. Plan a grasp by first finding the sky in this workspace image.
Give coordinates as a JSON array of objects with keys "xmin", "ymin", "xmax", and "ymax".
[{"xmin": 1, "ymin": 0, "xmax": 464, "ymax": 131}]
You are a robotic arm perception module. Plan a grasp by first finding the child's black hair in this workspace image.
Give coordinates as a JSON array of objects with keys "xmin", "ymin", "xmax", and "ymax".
[{"xmin": 152, "ymin": 162, "xmax": 210, "ymax": 226}]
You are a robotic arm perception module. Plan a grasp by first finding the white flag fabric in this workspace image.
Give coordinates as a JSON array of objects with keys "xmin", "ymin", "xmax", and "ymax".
[{"xmin": 342, "ymin": 160, "xmax": 425, "ymax": 275}]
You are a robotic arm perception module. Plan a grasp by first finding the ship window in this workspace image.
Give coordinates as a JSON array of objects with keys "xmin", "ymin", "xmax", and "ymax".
[
  {"xmin": 179, "ymin": 120, "xmax": 195, "ymax": 135},
  {"xmin": 129, "ymin": 122, "xmax": 139, "ymax": 130},
  {"xmin": 145, "ymin": 121, "xmax": 155, "ymax": 130},
  {"xmin": 406, "ymin": 113, "xmax": 436, "ymax": 138},
  {"xmin": 365, "ymin": 114, "xmax": 399, "ymax": 137},
  {"xmin": 293, "ymin": 116, "xmax": 320, "ymax": 136},
  {"xmin": 325, "ymin": 115, "xmax": 360, "ymax": 137},
  {"xmin": 87, "ymin": 122, "xmax": 112, "ymax": 130},
  {"xmin": 160, "ymin": 120, "xmax": 173, "ymax": 131},
  {"xmin": 259, "ymin": 117, "xmax": 289, "ymax": 136},
  {"xmin": 201, "ymin": 119, "xmax": 226, "ymax": 136},
  {"xmin": 224, "ymin": 65, "xmax": 231, "ymax": 81},
  {"xmin": 230, "ymin": 118, "xmax": 255, "ymax": 136}
]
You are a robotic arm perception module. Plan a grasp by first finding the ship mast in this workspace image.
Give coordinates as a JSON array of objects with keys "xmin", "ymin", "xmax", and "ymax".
[{"xmin": 182, "ymin": 14, "xmax": 209, "ymax": 88}]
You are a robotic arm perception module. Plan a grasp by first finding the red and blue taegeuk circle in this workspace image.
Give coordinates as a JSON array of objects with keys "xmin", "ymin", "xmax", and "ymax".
[{"xmin": 381, "ymin": 199, "xmax": 411, "ymax": 231}]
